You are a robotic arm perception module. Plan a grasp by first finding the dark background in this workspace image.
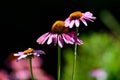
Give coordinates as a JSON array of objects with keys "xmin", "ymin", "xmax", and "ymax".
[{"xmin": 0, "ymin": 0, "xmax": 119, "ymax": 79}]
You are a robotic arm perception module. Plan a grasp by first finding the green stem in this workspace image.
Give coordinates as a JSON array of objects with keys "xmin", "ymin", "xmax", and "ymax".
[
  {"xmin": 72, "ymin": 43, "xmax": 78, "ymax": 80},
  {"xmin": 29, "ymin": 57, "xmax": 34, "ymax": 80},
  {"xmin": 72, "ymin": 27, "xmax": 79, "ymax": 80},
  {"xmin": 58, "ymin": 46, "xmax": 61, "ymax": 80}
]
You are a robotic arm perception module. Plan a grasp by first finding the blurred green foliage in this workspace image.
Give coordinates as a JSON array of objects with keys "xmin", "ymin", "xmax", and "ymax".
[{"xmin": 62, "ymin": 32, "xmax": 120, "ymax": 80}]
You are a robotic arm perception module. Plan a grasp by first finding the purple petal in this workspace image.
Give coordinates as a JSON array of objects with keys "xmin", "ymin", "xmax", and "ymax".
[
  {"xmin": 58, "ymin": 35, "xmax": 64, "ymax": 48},
  {"xmin": 62, "ymin": 34, "xmax": 69, "ymax": 44},
  {"xmin": 68, "ymin": 32, "xmax": 83, "ymax": 45},
  {"xmin": 52, "ymin": 34, "xmax": 58, "ymax": 46},
  {"xmin": 76, "ymin": 38, "xmax": 84, "ymax": 45},
  {"xmin": 34, "ymin": 50, "xmax": 45, "ymax": 56},
  {"xmin": 73, "ymin": 35, "xmax": 83, "ymax": 45},
  {"xmin": 36, "ymin": 32, "xmax": 50, "ymax": 44},
  {"xmin": 62, "ymin": 33, "xmax": 74, "ymax": 44}
]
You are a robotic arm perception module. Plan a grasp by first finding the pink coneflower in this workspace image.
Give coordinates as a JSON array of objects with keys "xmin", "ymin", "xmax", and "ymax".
[
  {"xmin": 65, "ymin": 11, "xmax": 96, "ymax": 28},
  {"xmin": 36, "ymin": 20, "xmax": 83, "ymax": 48},
  {"xmin": 13, "ymin": 48, "xmax": 45, "ymax": 61}
]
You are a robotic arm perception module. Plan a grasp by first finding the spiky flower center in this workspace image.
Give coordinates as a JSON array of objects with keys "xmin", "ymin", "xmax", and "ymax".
[
  {"xmin": 51, "ymin": 20, "xmax": 69, "ymax": 34},
  {"xmin": 24, "ymin": 48, "xmax": 34, "ymax": 54},
  {"xmin": 70, "ymin": 11, "xmax": 82, "ymax": 19}
]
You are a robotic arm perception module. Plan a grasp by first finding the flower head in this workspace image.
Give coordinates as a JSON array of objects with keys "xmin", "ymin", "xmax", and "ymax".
[
  {"xmin": 65, "ymin": 11, "xmax": 96, "ymax": 28},
  {"xmin": 13, "ymin": 48, "xmax": 45, "ymax": 61},
  {"xmin": 36, "ymin": 20, "xmax": 83, "ymax": 48}
]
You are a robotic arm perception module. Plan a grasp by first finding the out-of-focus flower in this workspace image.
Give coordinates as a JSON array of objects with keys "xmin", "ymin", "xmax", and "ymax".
[
  {"xmin": 36, "ymin": 20, "xmax": 83, "ymax": 48},
  {"xmin": 10, "ymin": 70, "xmax": 30, "ymax": 80},
  {"xmin": 0, "ymin": 69, "xmax": 10, "ymax": 80},
  {"xmin": 7, "ymin": 53, "xmax": 54, "ymax": 80},
  {"xmin": 31, "ymin": 56, "xmax": 43, "ymax": 68},
  {"xmin": 33, "ymin": 68, "xmax": 54, "ymax": 80},
  {"xmin": 90, "ymin": 68, "xmax": 108, "ymax": 80},
  {"xmin": 13, "ymin": 48, "xmax": 45, "ymax": 61},
  {"xmin": 65, "ymin": 11, "xmax": 96, "ymax": 28}
]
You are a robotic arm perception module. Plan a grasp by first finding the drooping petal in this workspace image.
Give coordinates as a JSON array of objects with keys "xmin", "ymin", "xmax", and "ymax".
[
  {"xmin": 53, "ymin": 34, "xmax": 58, "ymax": 46},
  {"xmin": 36, "ymin": 32, "xmax": 50, "ymax": 44},
  {"xmin": 75, "ymin": 19, "xmax": 80, "ymax": 27},
  {"xmin": 82, "ymin": 12, "xmax": 96, "ymax": 21},
  {"xmin": 85, "ymin": 18, "xmax": 94, "ymax": 22},
  {"xmin": 58, "ymin": 35, "xmax": 64, "ymax": 48},
  {"xmin": 62, "ymin": 33, "xmax": 74, "ymax": 44},
  {"xmin": 83, "ymin": 12, "xmax": 95, "ymax": 18},
  {"xmin": 65, "ymin": 18, "xmax": 70, "ymax": 27},
  {"xmin": 47, "ymin": 34, "xmax": 53, "ymax": 45},
  {"xmin": 76, "ymin": 38, "xmax": 84, "ymax": 45},
  {"xmin": 69, "ymin": 20, "xmax": 75, "ymax": 28},
  {"xmin": 80, "ymin": 18, "xmax": 88, "ymax": 26},
  {"xmin": 84, "ymin": 12, "xmax": 93, "ymax": 17},
  {"xmin": 62, "ymin": 34, "xmax": 69, "ymax": 44},
  {"xmin": 68, "ymin": 32, "xmax": 83, "ymax": 45},
  {"xmin": 73, "ymin": 34, "xmax": 83, "ymax": 45}
]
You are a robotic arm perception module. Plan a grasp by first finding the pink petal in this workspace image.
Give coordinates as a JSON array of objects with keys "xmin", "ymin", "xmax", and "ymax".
[
  {"xmin": 69, "ymin": 20, "xmax": 75, "ymax": 28},
  {"xmin": 86, "ymin": 18, "xmax": 94, "ymax": 22},
  {"xmin": 36, "ymin": 32, "xmax": 50, "ymax": 44},
  {"xmin": 80, "ymin": 19, "xmax": 88, "ymax": 26},
  {"xmin": 84, "ymin": 12, "xmax": 93, "ymax": 17},
  {"xmin": 47, "ymin": 34, "xmax": 53, "ymax": 45},
  {"xmin": 75, "ymin": 19, "xmax": 80, "ymax": 27},
  {"xmin": 65, "ymin": 18, "xmax": 70, "ymax": 27},
  {"xmin": 17, "ymin": 55, "xmax": 27, "ymax": 61},
  {"xmin": 82, "ymin": 12, "xmax": 96, "ymax": 20},
  {"xmin": 14, "ymin": 52, "xmax": 24, "ymax": 56},
  {"xmin": 65, "ymin": 17, "xmax": 70, "ymax": 22},
  {"xmin": 58, "ymin": 35, "xmax": 63, "ymax": 48}
]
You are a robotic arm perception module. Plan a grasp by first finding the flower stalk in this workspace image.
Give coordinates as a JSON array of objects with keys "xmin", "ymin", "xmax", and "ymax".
[
  {"xmin": 72, "ymin": 27, "xmax": 79, "ymax": 80},
  {"xmin": 29, "ymin": 56, "xmax": 34, "ymax": 80},
  {"xmin": 58, "ymin": 45, "xmax": 61, "ymax": 80}
]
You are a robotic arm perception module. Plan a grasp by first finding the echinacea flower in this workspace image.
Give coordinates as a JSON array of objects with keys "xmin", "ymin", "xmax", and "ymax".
[
  {"xmin": 36, "ymin": 20, "xmax": 83, "ymax": 48},
  {"xmin": 65, "ymin": 11, "xmax": 96, "ymax": 28},
  {"xmin": 13, "ymin": 48, "xmax": 45, "ymax": 61}
]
